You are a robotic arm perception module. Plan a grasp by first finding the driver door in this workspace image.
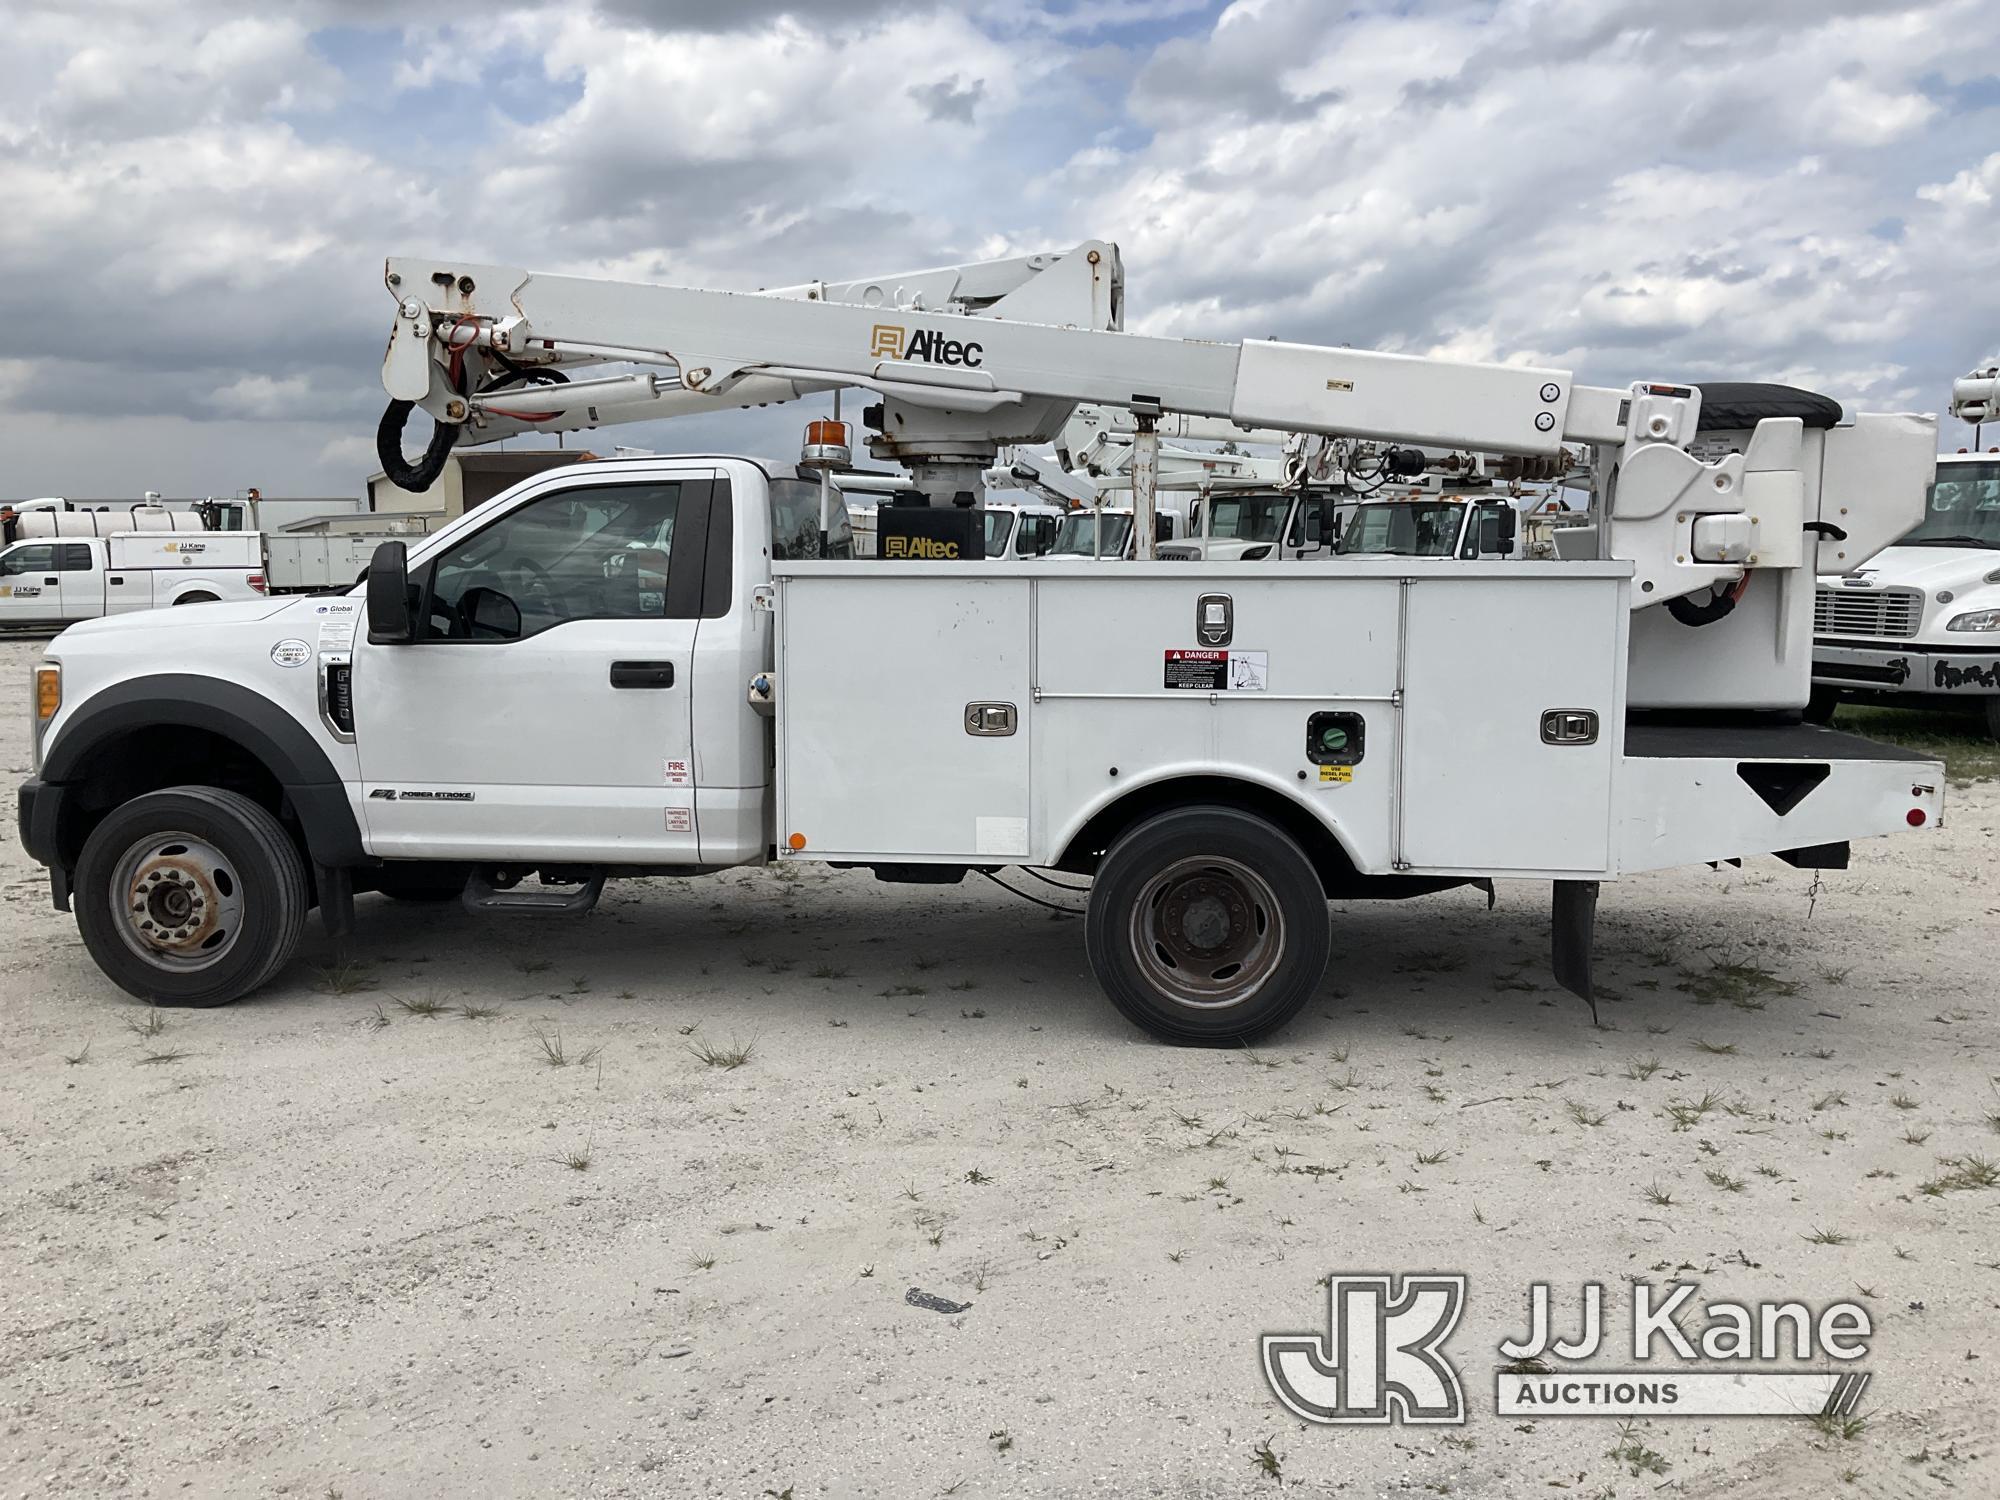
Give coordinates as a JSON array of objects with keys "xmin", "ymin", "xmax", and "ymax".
[
  {"xmin": 349, "ymin": 472, "xmax": 715, "ymax": 862},
  {"xmin": 0, "ymin": 543, "xmax": 60, "ymax": 625}
]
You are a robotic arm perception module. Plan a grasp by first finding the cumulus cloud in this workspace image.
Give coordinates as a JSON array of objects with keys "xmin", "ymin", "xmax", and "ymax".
[{"xmin": 0, "ymin": 0, "xmax": 1996, "ymax": 497}]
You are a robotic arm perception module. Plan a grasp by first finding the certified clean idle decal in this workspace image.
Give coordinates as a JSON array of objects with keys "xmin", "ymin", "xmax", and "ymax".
[{"xmin": 270, "ymin": 639, "xmax": 311, "ymax": 668}]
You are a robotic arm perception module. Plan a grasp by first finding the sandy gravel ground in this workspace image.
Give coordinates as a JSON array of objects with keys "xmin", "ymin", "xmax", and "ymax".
[{"xmin": 1, "ymin": 636, "xmax": 1995, "ymax": 1499}]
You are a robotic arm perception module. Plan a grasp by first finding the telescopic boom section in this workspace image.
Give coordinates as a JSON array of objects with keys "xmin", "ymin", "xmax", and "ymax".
[{"xmin": 376, "ymin": 241, "xmax": 1934, "ymax": 609}]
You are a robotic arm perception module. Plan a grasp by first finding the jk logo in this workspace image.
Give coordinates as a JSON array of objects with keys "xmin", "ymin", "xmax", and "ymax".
[
  {"xmin": 869, "ymin": 324, "xmax": 906, "ymax": 360},
  {"xmin": 1262, "ymin": 1274, "xmax": 1466, "ymax": 1425}
]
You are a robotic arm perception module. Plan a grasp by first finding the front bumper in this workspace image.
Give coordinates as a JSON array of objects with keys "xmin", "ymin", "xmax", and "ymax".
[
  {"xmin": 17, "ymin": 778, "xmax": 72, "ymax": 909},
  {"xmin": 1813, "ymin": 640, "xmax": 2000, "ymax": 695}
]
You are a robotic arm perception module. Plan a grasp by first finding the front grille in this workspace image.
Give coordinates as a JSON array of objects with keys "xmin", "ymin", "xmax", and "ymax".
[{"xmin": 1814, "ymin": 586, "xmax": 1920, "ymax": 639}]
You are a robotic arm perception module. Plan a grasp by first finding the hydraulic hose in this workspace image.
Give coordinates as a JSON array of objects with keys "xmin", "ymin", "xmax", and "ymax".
[
  {"xmin": 1665, "ymin": 575, "xmax": 1750, "ymax": 627},
  {"xmin": 376, "ymin": 399, "xmax": 458, "ymax": 493}
]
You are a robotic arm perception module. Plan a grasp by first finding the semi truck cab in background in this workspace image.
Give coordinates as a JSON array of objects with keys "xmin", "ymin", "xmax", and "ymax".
[{"xmin": 1811, "ymin": 375, "xmax": 2000, "ymax": 740}]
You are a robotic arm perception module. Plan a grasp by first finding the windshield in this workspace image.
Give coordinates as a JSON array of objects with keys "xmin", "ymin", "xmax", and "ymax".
[
  {"xmin": 1051, "ymin": 512, "xmax": 1133, "ymax": 557},
  {"xmin": 1335, "ymin": 501, "xmax": 1464, "ymax": 557},
  {"xmin": 1201, "ymin": 495, "xmax": 1291, "ymax": 542},
  {"xmin": 983, "ymin": 511, "xmax": 1016, "ymax": 558},
  {"xmin": 1901, "ymin": 461, "xmax": 2000, "ymax": 549}
]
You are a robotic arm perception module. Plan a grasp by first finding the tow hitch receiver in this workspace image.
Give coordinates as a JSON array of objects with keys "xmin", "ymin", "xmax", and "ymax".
[
  {"xmin": 463, "ymin": 869, "xmax": 606, "ymax": 915},
  {"xmin": 1551, "ymin": 879, "xmax": 1599, "ymax": 1020}
]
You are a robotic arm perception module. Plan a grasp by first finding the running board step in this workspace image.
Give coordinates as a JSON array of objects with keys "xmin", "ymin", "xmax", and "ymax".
[{"xmin": 463, "ymin": 871, "xmax": 606, "ymax": 915}]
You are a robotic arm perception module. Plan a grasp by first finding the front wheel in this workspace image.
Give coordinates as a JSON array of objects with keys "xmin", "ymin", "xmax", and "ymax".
[
  {"xmin": 1984, "ymin": 696, "xmax": 2000, "ymax": 744},
  {"xmin": 1804, "ymin": 687, "xmax": 1840, "ymax": 725},
  {"xmin": 73, "ymin": 787, "xmax": 308, "ymax": 1006},
  {"xmin": 1085, "ymin": 805, "xmax": 1330, "ymax": 1045}
]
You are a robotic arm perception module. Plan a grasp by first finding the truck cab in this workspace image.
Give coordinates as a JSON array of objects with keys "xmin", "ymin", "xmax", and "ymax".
[
  {"xmin": 1042, "ymin": 504, "xmax": 1188, "ymax": 559},
  {"xmin": 1335, "ymin": 496, "xmax": 1520, "ymax": 560},
  {"xmin": 1160, "ymin": 490, "xmax": 1521, "ymax": 563},
  {"xmin": 1810, "ymin": 451, "xmax": 2000, "ymax": 739}
]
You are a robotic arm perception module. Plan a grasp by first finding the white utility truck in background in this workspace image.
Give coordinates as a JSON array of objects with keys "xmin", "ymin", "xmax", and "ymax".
[
  {"xmin": 0, "ymin": 530, "xmax": 266, "ymax": 627},
  {"xmin": 1810, "ymin": 362, "xmax": 2000, "ymax": 739},
  {"xmin": 18, "ymin": 242, "xmax": 1944, "ymax": 1045}
]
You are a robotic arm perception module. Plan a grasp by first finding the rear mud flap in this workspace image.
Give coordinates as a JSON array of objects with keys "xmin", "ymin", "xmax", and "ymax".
[{"xmin": 1551, "ymin": 880, "xmax": 1599, "ymax": 1022}]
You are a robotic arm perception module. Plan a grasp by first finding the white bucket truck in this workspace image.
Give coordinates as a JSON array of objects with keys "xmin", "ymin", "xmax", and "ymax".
[{"xmin": 17, "ymin": 243, "xmax": 1944, "ymax": 1044}]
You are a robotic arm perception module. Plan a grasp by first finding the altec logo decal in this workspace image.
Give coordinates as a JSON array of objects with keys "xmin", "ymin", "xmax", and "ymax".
[
  {"xmin": 883, "ymin": 536, "xmax": 961, "ymax": 559},
  {"xmin": 869, "ymin": 323, "xmax": 984, "ymax": 368}
]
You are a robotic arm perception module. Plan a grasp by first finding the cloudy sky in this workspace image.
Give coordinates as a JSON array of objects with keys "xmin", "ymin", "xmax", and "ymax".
[{"xmin": 2, "ymin": 0, "xmax": 1996, "ymax": 501}]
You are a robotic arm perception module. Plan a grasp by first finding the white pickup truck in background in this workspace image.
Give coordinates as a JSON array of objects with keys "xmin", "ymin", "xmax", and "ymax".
[{"xmin": 0, "ymin": 531, "xmax": 265, "ymax": 628}]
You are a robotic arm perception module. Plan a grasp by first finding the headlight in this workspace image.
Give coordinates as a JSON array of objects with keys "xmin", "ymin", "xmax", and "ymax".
[
  {"xmin": 31, "ymin": 662, "xmax": 59, "ymax": 772},
  {"xmin": 1946, "ymin": 608, "xmax": 2000, "ymax": 632},
  {"xmin": 1242, "ymin": 544, "xmax": 1273, "ymax": 561}
]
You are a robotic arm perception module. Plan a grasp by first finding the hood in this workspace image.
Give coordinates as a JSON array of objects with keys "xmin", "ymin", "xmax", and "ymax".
[
  {"xmin": 1159, "ymin": 539, "xmax": 1276, "ymax": 562},
  {"xmin": 1829, "ymin": 546, "xmax": 2000, "ymax": 593},
  {"xmin": 52, "ymin": 593, "xmax": 337, "ymax": 645}
]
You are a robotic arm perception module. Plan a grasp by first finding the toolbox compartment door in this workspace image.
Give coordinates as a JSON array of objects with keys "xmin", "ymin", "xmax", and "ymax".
[
  {"xmin": 777, "ymin": 573, "xmax": 1032, "ymax": 862},
  {"xmin": 1397, "ymin": 575, "xmax": 1626, "ymax": 876}
]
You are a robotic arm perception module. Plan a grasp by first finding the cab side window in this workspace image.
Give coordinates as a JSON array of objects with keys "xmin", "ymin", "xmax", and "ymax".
[
  {"xmin": 60, "ymin": 544, "xmax": 94, "ymax": 571},
  {"xmin": 1, "ymin": 544, "xmax": 55, "ymax": 576},
  {"xmin": 418, "ymin": 482, "xmax": 686, "ymax": 642}
]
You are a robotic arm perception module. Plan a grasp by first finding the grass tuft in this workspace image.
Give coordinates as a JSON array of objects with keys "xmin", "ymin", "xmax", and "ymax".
[{"xmin": 687, "ymin": 1034, "xmax": 756, "ymax": 1070}]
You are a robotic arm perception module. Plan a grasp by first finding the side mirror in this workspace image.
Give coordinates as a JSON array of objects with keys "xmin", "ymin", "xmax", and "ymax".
[
  {"xmin": 460, "ymin": 585, "xmax": 522, "ymax": 640},
  {"xmin": 366, "ymin": 541, "xmax": 414, "ymax": 644},
  {"xmin": 1479, "ymin": 507, "xmax": 1517, "ymax": 556}
]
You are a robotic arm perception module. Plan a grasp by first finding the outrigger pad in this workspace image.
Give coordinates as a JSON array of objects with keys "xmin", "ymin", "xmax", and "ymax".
[{"xmin": 1551, "ymin": 880, "xmax": 1600, "ymax": 1021}]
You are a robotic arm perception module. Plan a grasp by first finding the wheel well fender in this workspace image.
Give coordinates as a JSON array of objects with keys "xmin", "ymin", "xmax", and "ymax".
[
  {"xmin": 40, "ymin": 674, "xmax": 362, "ymax": 871},
  {"xmin": 1051, "ymin": 770, "xmax": 1361, "ymax": 893}
]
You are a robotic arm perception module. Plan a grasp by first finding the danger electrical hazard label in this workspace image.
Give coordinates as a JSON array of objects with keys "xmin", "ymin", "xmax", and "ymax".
[{"xmin": 1164, "ymin": 649, "xmax": 1267, "ymax": 692}]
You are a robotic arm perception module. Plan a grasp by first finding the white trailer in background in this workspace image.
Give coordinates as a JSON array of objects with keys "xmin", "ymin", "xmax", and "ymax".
[{"xmin": 17, "ymin": 241, "xmax": 1945, "ymax": 1047}]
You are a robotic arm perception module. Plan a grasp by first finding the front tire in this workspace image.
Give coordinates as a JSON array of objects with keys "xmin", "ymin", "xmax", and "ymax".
[
  {"xmin": 1085, "ymin": 805, "xmax": 1330, "ymax": 1046},
  {"xmin": 1804, "ymin": 687, "xmax": 1840, "ymax": 725},
  {"xmin": 74, "ymin": 787, "xmax": 308, "ymax": 1006}
]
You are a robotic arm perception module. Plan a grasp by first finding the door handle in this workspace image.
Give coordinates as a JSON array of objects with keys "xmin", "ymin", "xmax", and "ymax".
[
  {"xmin": 609, "ymin": 660, "xmax": 675, "ymax": 689},
  {"xmin": 108, "ymin": 576, "xmax": 125, "ymax": 586},
  {"xmin": 43, "ymin": 577, "xmax": 58, "ymax": 585}
]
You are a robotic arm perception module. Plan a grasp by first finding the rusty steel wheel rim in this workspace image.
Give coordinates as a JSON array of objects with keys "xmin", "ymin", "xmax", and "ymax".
[
  {"xmin": 1127, "ymin": 854, "xmax": 1286, "ymax": 1010},
  {"xmin": 109, "ymin": 830, "xmax": 245, "ymax": 973}
]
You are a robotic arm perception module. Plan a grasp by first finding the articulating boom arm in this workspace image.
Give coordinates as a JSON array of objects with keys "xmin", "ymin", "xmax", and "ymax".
[{"xmin": 378, "ymin": 241, "xmax": 1933, "ymax": 607}]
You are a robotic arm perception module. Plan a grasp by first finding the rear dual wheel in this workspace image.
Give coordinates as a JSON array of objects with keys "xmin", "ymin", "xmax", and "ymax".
[
  {"xmin": 74, "ymin": 787, "xmax": 308, "ymax": 1006},
  {"xmin": 1085, "ymin": 806, "xmax": 1330, "ymax": 1046}
]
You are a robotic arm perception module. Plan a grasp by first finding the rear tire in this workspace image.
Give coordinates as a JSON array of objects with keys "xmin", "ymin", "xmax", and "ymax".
[
  {"xmin": 74, "ymin": 786, "xmax": 308, "ymax": 1006},
  {"xmin": 1804, "ymin": 687, "xmax": 1840, "ymax": 725},
  {"xmin": 1984, "ymin": 696, "xmax": 2000, "ymax": 744},
  {"xmin": 1085, "ymin": 805, "xmax": 1330, "ymax": 1046},
  {"xmin": 172, "ymin": 592, "xmax": 218, "ymax": 606}
]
